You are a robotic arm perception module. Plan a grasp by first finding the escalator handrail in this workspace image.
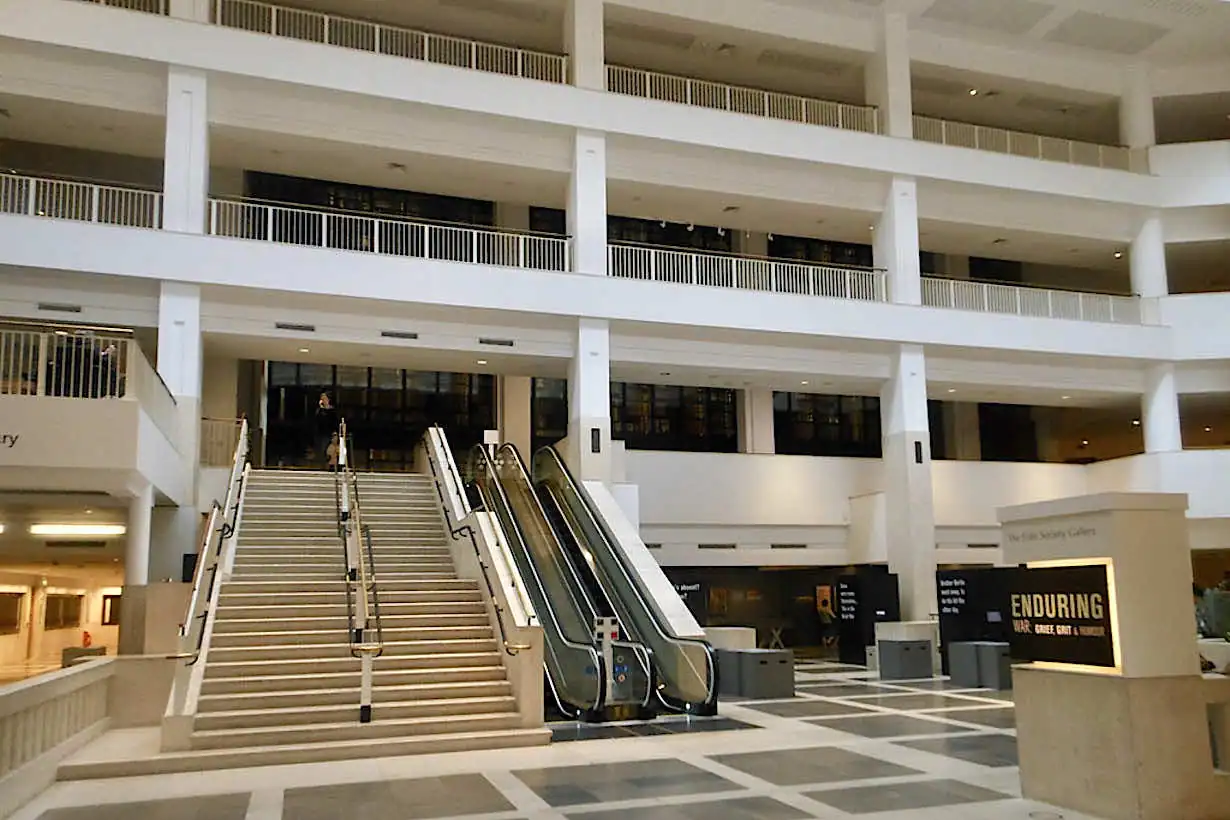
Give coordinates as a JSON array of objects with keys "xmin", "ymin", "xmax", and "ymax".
[
  {"xmin": 469, "ymin": 444, "xmax": 604, "ymax": 710},
  {"xmin": 533, "ymin": 445, "xmax": 717, "ymax": 707}
]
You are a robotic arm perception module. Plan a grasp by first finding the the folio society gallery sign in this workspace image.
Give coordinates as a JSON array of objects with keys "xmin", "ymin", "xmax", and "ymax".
[{"xmin": 1008, "ymin": 564, "xmax": 1116, "ymax": 668}]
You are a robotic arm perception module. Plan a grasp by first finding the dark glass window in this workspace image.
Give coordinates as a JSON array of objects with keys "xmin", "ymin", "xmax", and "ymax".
[
  {"xmin": 265, "ymin": 364, "xmax": 495, "ymax": 470},
  {"xmin": 608, "ymin": 216, "xmax": 733, "ymax": 252},
  {"xmin": 928, "ymin": 399, "xmax": 947, "ymax": 460},
  {"xmin": 101, "ymin": 595, "xmax": 121, "ymax": 626},
  {"xmin": 773, "ymin": 392, "xmax": 882, "ymax": 457},
  {"xmin": 611, "ymin": 382, "xmax": 738, "ymax": 452},
  {"xmin": 969, "ymin": 256, "xmax": 1024, "ymax": 284},
  {"xmin": 529, "ymin": 207, "xmax": 567, "ymax": 237},
  {"xmin": 0, "ymin": 593, "xmax": 21, "ymax": 634},
  {"xmin": 44, "ymin": 594, "xmax": 83, "ymax": 630},
  {"xmin": 978, "ymin": 403, "xmax": 1039, "ymax": 462},
  {"xmin": 531, "ymin": 378, "xmax": 569, "ymax": 452},
  {"xmin": 768, "ymin": 235, "xmax": 873, "ymax": 268}
]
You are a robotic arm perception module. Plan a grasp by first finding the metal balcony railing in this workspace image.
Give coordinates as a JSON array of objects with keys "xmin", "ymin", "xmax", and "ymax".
[
  {"xmin": 213, "ymin": 0, "xmax": 568, "ymax": 83},
  {"xmin": 208, "ymin": 197, "xmax": 572, "ymax": 271},
  {"xmin": 912, "ymin": 116, "xmax": 1134, "ymax": 172},
  {"xmin": 606, "ymin": 65, "xmax": 880, "ymax": 134},
  {"xmin": 69, "ymin": 0, "xmax": 167, "ymax": 15},
  {"xmin": 0, "ymin": 328, "xmax": 180, "ymax": 441},
  {"xmin": 0, "ymin": 172, "xmax": 163, "ymax": 228},
  {"xmin": 608, "ymin": 243, "xmax": 888, "ymax": 301},
  {"xmin": 921, "ymin": 276, "xmax": 1142, "ymax": 324}
]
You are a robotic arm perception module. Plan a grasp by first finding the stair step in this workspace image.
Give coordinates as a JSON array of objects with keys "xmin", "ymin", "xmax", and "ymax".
[
  {"xmin": 191, "ymin": 711, "xmax": 523, "ymax": 749},
  {"xmin": 212, "ymin": 614, "xmax": 490, "ymax": 633},
  {"xmin": 211, "ymin": 625, "xmax": 493, "ymax": 648},
  {"xmin": 218, "ymin": 588, "xmax": 481, "ymax": 605},
  {"xmin": 195, "ymin": 695, "xmax": 517, "ymax": 729},
  {"xmin": 203, "ymin": 653, "xmax": 504, "ymax": 679},
  {"xmin": 214, "ymin": 601, "xmax": 486, "ymax": 619},
  {"xmin": 201, "ymin": 668, "xmax": 508, "ymax": 694},
  {"xmin": 57, "ymin": 728, "xmax": 550, "ymax": 779},
  {"xmin": 220, "ymin": 578, "xmax": 476, "ymax": 594},
  {"xmin": 207, "ymin": 638, "xmax": 499, "ymax": 661},
  {"xmin": 198, "ymin": 681, "xmax": 512, "ymax": 710}
]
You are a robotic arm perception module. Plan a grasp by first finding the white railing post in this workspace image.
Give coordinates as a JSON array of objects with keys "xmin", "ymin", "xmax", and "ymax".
[
  {"xmin": 270, "ymin": 4, "xmax": 278, "ymax": 35},
  {"xmin": 213, "ymin": 0, "xmax": 220, "ymax": 23},
  {"xmin": 518, "ymin": 234, "xmax": 525, "ymax": 268},
  {"xmin": 35, "ymin": 333, "xmax": 49, "ymax": 397},
  {"xmin": 1047, "ymin": 290, "xmax": 1054, "ymax": 318},
  {"xmin": 1015, "ymin": 287, "xmax": 1022, "ymax": 316},
  {"xmin": 372, "ymin": 217, "xmax": 380, "ymax": 253},
  {"xmin": 374, "ymin": 23, "xmax": 382, "ymax": 53},
  {"xmin": 208, "ymin": 199, "xmax": 217, "ymax": 234},
  {"xmin": 471, "ymin": 228, "xmax": 479, "ymax": 263},
  {"xmin": 762, "ymin": 90, "xmax": 769, "ymax": 117},
  {"xmin": 154, "ymin": 194, "xmax": 162, "ymax": 229},
  {"xmin": 26, "ymin": 178, "xmax": 37, "ymax": 216},
  {"xmin": 320, "ymin": 211, "xmax": 329, "ymax": 248},
  {"xmin": 266, "ymin": 205, "xmax": 274, "ymax": 242},
  {"xmin": 470, "ymin": 40, "xmax": 477, "ymax": 69},
  {"xmin": 650, "ymin": 249, "xmax": 657, "ymax": 282},
  {"xmin": 90, "ymin": 185, "xmax": 100, "ymax": 223},
  {"xmin": 516, "ymin": 49, "xmax": 523, "ymax": 78},
  {"xmin": 947, "ymin": 278, "xmax": 956, "ymax": 308},
  {"xmin": 323, "ymin": 12, "xmax": 330, "ymax": 44}
]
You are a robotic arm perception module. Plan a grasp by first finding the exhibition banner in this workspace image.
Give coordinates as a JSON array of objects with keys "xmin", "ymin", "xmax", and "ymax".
[{"xmin": 1008, "ymin": 564, "xmax": 1115, "ymax": 668}]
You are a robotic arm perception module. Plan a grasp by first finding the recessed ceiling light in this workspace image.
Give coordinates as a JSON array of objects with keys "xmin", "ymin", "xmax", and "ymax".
[
  {"xmin": 85, "ymin": 509, "xmax": 93, "ymax": 515},
  {"xmin": 1081, "ymin": 439, "xmax": 1090, "ymax": 446},
  {"xmin": 801, "ymin": 380, "xmax": 809, "ymax": 385},
  {"xmin": 476, "ymin": 359, "xmax": 488, "ymax": 366},
  {"xmin": 1132, "ymin": 419, "xmax": 1140, "ymax": 426},
  {"xmin": 1114, "ymin": 251, "xmax": 1123, "ymax": 259},
  {"xmin": 298, "ymin": 348, "xmax": 309, "ymax": 353},
  {"xmin": 947, "ymin": 388, "xmax": 956, "ymax": 393},
  {"xmin": 968, "ymin": 88, "xmax": 979, "ymax": 96},
  {"xmin": 1061, "ymin": 395, "xmax": 1071, "ymax": 400},
  {"xmin": 1206, "ymin": 426, "xmax": 1212, "ymax": 432}
]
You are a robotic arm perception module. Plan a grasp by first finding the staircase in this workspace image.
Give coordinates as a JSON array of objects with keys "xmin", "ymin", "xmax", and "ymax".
[{"xmin": 104, "ymin": 469, "xmax": 547, "ymax": 774}]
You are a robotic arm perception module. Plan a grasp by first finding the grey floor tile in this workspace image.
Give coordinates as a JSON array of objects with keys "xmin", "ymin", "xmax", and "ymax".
[
  {"xmin": 972, "ymin": 690, "xmax": 1015, "ymax": 702},
  {"xmin": 282, "ymin": 774, "xmax": 513, "ymax": 819},
  {"xmin": 39, "ymin": 795, "xmax": 250, "ymax": 820},
  {"xmin": 879, "ymin": 679, "xmax": 976, "ymax": 691},
  {"xmin": 897, "ymin": 733, "xmax": 1020, "ymax": 767},
  {"xmin": 565, "ymin": 796, "xmax": 810, "ymax": 820},
  {"xmin": 744, "ymin": 699, "xmax": 879, "ymax": 718},
  {"xmin": 514, "ymin": 759, "xmax": 739, "ymax": 807},
  {"xmin": 796, "ymin": 683, "xmax": 895, "ymax": 697},
  {"xmin": 809, "ymin": 714, "xmax": 978, "ymax": 739},
  {"xmin": 712, "ymin": 745, "xmax": 922, "ymax": 786},
  {"xmin": 806, "ymin": 778, "xmax": 1011, "ymax": 814},
  {"xmin": 929, "ymin": 707, "xmax": 1016, "ymax": 730},
  {"xmin": 844, "ymin": 693, "xmax": 990, "ymax": 711}
]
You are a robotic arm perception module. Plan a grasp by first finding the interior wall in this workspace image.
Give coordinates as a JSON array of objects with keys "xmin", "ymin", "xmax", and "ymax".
[{"xmin": 201, "ymin": 354, "xmax": 240, "ymax": 420}]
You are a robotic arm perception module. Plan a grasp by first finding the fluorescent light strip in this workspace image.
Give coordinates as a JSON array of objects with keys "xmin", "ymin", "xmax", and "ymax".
[{"xmin": 29, "ymin": 524, "xmax": 127, "ymax": 537}]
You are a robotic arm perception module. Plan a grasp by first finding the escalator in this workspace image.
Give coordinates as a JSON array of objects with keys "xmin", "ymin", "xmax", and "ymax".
[
  {"xmin": 532, "ymin": 446, "xmax": 718, "ymax": 716},
  {"xmin": 468, "ymin": 444, "xmax": 653, "ymax": 720}
]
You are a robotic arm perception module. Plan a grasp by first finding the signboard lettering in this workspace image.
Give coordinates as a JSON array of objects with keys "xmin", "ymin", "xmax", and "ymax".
[
  {"xmin": 0, "ymin": 434, "xmax": 18, "ymax": 449},
  {"xmin": 1008, "ymin": 564, "xmax": 1115, "ymax": 667}
]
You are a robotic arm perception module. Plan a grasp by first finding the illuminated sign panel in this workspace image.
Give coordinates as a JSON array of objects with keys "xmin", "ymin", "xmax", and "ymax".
[{"xmin": 1009, "ymin": 564, "xmax": 1115, "ymax": 668}]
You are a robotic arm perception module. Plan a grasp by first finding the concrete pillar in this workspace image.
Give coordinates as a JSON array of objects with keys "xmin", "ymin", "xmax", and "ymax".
[
  {"xmin": 162, "ymin": 66, "xmax": 209, "ymax": 234},
  {"xmin": 864, "ymin": 5, "xmax": 912, "ymax": 137},
  {"xmin": 1130, "ymin": 214, "xmax": 1168, "ymax": 298},
  {"xmin": 1120, "ymin": 65, "xmax": 1155, "ymax": 151},
  {"xmin": 1143, "ymin": 363, "xmax": 1182, "ymax": 454},
  {"xmin": 942, "ymin": 402, "xmax": 981, "ymax": 461},
  {"xmin": 568, "ymin": 129, "xmax": 608, "ymax": 276},
  {"xmin": 565, "ymin": 0, "xmax": 604, "ymax": 90},
  {"xmin": 734, "ymin": 231, "xmax": 769, "ymax": 258},
  {"xmin": 874, "ymin": 176, "xmax": 922, "ymax": 305},
  {"xmin": 880, "ymin": 344, "xmax": 937, "ymax": 621},
  {"xmin": 125, "ymin": 484, "xmax": 154, "ymax": 586},
  {"xmin": 566, "ymin": 319, "xmax": 612, "ymax": 482},
  {"xmin": 495, "ymin": 203, "xmax": 531, "ymax": 232},
  {"xmin": 499, "ymin": 375, "xmax": 534, "ymax": 457},
  {"xmin": 158, "ymin": 282, "xmax": 203, "ymax": 401},
  {"xmin": 168, "ymin": 0, "xmax": 209, "ymax": 21},
  {"xmin": 738, "ymin": 389, "xmax": 775, "ymax": 454}
]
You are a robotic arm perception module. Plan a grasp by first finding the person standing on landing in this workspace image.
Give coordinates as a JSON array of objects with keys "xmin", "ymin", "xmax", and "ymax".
[{"xmin": 314, "ymin": 392, "xmax": 338, "ymax": 468}]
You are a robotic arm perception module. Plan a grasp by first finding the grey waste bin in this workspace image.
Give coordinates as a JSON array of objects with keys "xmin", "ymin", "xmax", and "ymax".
[
  {"xmin": 948, "ymin": 642, "xmax": 982, "ymax": 688},
  {"xmin": 879, "ymin": 640, "xmax": 932, "ymax": 680},
  {"xmin": 716, "ymin": 649, "xmax": 743, "ymax": 698},
  {"xmin": 975, "ymin": 641, "xmax": 1013, "ymax": 690},
  {"xmin": 738, "ymin": 649, "xmax": 794, "ymax": 699}
]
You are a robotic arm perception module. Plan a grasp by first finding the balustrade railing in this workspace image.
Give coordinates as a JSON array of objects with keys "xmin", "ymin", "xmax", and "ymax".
[
  {"xmin": 213, "ymin": 0, "xmax": 568, "ymax": 83},
  {"xmin": 69, "ymin": 0, "xmax": 167, "ymax": 14},
  {"xmin": 912, "ymin": 116, "xmax": 1134, "ymax": 172},
  {"xmin": 0, "ymin": 328, "xmax": 181, "ymax": 441},
  {"xmin": 0, "ymin": 172, "xmax": 163, "ymax": 228},
  {"xmin": 208, "ymin": 197, "xmax": 571, "ymax": 271},
  {"xmin": 606, "ymin": 65, "xmax": 879, "ymax": 134},
  {"xmin": 608, "ymin": 243, "xmax": 887, "ymax": 301},
  {"xmin": 921, "ymin": 276, "xmax": 1142, "ymax": 324}
]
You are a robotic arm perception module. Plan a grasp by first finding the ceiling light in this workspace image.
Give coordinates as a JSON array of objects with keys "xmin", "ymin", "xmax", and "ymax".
[
  {"xmin": 0, "ymin": 524, "xmax": 4, "ymax": 534},
  {"xmin": 1132, "ymin": 419, "xmax": 1141, "ymax": 426},
  {"xmin": 1114, "ymin": 251, "xmax": 1123, "ymax": 259},
  {"xmin": 1081, "ymin": 439, "xmax": 1089, "ymax": 446},
  {"xmin": 947, "ymin": 388, "xmax": 956, "ymax": 393},
  {"xmin": 298, "ymin": 348, "xmax": 310, "ymax": 354},
  {"xmin": 968, "ymin": 88, "xmax": 979, "ymax": 96},
  {"xmin": 54, "ymin": 330, "xmax": 69, "ymax": 336},
  {"xmin": 1061, "ymin": 395, "xmax": 1071, "ymax": 400},
  {"xmin": 29, "ymin": 524, "xmax": 126, "ymax": 537},
  {"xmin": 476, "ymin": 359, "xmax": 488, "ymax": 366},
  {"xmin": 1206, "ymin": 426, "xmax": 1212, "ymax": 432},
  {"xmin": 801, "ymin": 380, "xmax": 809, "ymax": 386}
]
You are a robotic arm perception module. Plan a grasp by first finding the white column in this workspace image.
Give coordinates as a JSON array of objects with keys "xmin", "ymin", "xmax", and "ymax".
[
  {"xmin": 881, "ymin": 345, "xmax": 937, "ymax": 621},
  {"xmin": 498, "ymin": 375, "xmax": 534, "ymax": 457},
  {"xmin": 1143, "ymin": 364, "xmax": 1182, "ymax": 454},
  {"xmin": 738, "ymin": 389, "xmax": 776, "ymax": 454},
  {"xmin": 1120, "ymin": 65, "xmax": 1156, "ymax": 151},
  {"xmin": 1130, "ymin": 214, "xmax": 1168, "ymax": 298},
  {"xmin": 874, "ymin": 176, "xmax": 922, "ymax": 304},
  {"xmin": 158, "ymin": 281, "xmax": 203, "ymax": 400},
  {"xmin": 568, "ymin": 129, "xmax": 608, "ymax": 276},
  {"xmin": 125, "ymin": 483, "xmax": 154, "ymax": 586},
  {"xmin": 566, "ymin": 318, "xmax": 611, "ymax": 481},
  {"xmin": 168, "ymin": 0, "xmax": 209, "ymax": 21},
  {"xmin": 163, "ymin": 66, "xmax": 209, "ymax": 234},
  {"xmin": 565, "ymin": 0, "xmax": 604, "ymax": 90},
  {"xmin": 864, "ymin": 4, "xmax": 912, "ymax": 137}
]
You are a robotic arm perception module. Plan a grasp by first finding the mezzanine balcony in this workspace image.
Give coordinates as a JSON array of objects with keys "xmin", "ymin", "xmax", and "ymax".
[
  {"xmin": 0, "ymin": 170, "xmax": 1143, "ymax": 325},
  {"xmin": 912, "ymin": 116, "xmax": 1135, "ymax": 172}
]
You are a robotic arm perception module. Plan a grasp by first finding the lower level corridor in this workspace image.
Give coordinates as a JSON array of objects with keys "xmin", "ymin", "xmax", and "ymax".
[{"xmin": 18, "ymin": 662, "xmax": 1091, "ymax": 820}]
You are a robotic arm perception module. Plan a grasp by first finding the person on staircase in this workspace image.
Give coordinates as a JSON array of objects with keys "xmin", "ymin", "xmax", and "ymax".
[{"xmin": 314, "ymin": 392, "xmax": 338, "ymax": 468}]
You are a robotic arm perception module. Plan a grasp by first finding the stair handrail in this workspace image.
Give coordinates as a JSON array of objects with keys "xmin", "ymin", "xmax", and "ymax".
[
  {"xmin": 423, "ymin": 426, "xmax": 532, "ymax": 656},
  {"xmin": 336, "ymin": 418, "xmax": 383, "ymax": 723},
  {"xmin": 164, "ymin": 418, "xmax": 249, "ymax": 727}
]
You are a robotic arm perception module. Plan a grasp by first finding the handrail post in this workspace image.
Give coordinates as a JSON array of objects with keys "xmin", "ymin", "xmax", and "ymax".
[
  {"xmin": 26, "ymin": 178, "xmax": 37, "ymax": 216},
  {"xmin": 91, "ymin": 185, "xmax": 101, "ymax": 223},
  {"xmin": 208, "ymin": 199, "xmax": 216, "ymax": 234},
  {"xmin": 35, "ymin": 332, "xmax": 49, "ymax": 397},
  {"xmin": 265, "ymin": 205, "xmax": 273, "ymax": 242}
]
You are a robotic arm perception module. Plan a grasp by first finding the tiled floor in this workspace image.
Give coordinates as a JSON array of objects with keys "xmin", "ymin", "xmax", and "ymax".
[{"xmin": 16, "ymin": 661, "xmax": 1106, "ymax": 820}]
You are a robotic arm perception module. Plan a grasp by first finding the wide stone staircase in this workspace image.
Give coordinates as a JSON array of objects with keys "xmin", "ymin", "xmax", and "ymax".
[{"xmin": 184, "ymin": 468, "xmax": 548, "ymax": 766}]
